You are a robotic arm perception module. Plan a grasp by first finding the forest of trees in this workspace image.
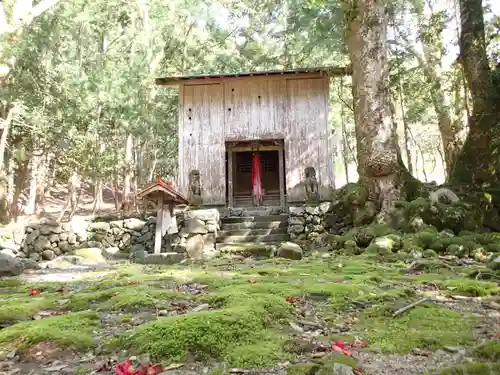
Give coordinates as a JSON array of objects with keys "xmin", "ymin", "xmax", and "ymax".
[{"xmin": 0, "ymin": 0, "xmax": 499, "ymax": 224}]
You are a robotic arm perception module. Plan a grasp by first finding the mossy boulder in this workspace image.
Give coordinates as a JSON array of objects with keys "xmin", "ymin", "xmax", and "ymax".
[
  {"xmin": 365, "ymin": 234, "xmax": 402, "ymax": 255},
  {"xmin": 343, "ymin": 224, "xmax": 394, "ymax": 248},
  {"xmin": 343, "ymin": 240, "xmax": 361, "ymax": 255},
  {"xmin": 401, "ymin": 194, "xmax": 485, "ymax": 234}
]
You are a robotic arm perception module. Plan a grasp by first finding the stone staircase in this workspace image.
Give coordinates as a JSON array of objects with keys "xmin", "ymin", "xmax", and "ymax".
[{"xmin": 216, "ymin": 208, "xmax": 289, "ymax": 256}]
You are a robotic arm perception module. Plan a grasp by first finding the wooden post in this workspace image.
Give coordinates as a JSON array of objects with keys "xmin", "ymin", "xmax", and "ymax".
[
  {"xmin": 227, "ymin": 144, "xmax": 234, "ymax": 208},
  {"xmin": 278, "ymin": 142, "xmax": 285, "ymax": 209},
  {"xmin": 162, "ymin": 204, "xmax": 175, "ymax": 252},
  {"xmin": 154, "ymin": 198, "xmax": 163, "ymax": 254}
]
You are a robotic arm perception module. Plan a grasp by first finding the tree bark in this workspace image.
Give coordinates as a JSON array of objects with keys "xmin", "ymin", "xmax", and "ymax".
[
  {"xmin": 121, "ymin": 133, "xmax": 134, "ymax": 212},
  {"xmin": 344, "ymin": 0, "xmax": 408, "ymax": 221},
  {"xmin": 449, "ymin": 0, "xmax": 500, "ymax": 185}
]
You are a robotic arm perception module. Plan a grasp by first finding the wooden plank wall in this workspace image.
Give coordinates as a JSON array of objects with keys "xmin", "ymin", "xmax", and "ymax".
[
  {"xmin": 285, "ymin": 77, "xmax": 333, "ymax": 201},
  {"xmin": 178, "ymin": 74, "xmax": 334, "ymax": 205},
  {"xmin": 224, "ymin": 79, "xmax": 287, "ymax": 140},
  {"xmin": 179, "ymin": 83, "xmax": 225, "ymax": 205}
]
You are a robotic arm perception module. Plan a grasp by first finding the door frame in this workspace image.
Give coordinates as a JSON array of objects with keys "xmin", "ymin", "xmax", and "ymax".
[{"xmin": 226, "ymin": 139, "xmax": 285, "ymax": 208}]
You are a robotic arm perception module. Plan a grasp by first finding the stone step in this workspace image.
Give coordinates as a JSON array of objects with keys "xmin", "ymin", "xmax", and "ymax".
[
  {"xmin": 222, "ymin": 221, "xmax": 287, "ymax": 230},
  {"xmin": 218, "ymin": 233, "xmax": 289, "ymax": 244},
  {"xmin": 218, "ymin": 228, "xmax": 287, "ymax": 237},
  {"xmin": 216, "ymin": 242, "xmax": 279, "ymax": 257},
  {"xmin": 221, "ymin": 215, "xmax": 288, "ymax": 224}
]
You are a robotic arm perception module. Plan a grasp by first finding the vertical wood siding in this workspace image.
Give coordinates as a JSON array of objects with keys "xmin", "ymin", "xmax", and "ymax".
[
  {"xmin": 285, "ymin": 77, "xmax": 333, "ymax": 201},
  {"xmin": 179, "ymin": 83, "xmax": 225, "ymax": 204},
  {"xmin": 178, "ymin": 74, "xmax": 334, "ymax": 205}
]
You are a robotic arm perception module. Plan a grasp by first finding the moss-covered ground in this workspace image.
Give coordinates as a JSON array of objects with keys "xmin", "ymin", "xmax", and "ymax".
[{"xmin": 1, "ymin": 255, "xmax": 499, "ymax": 374}]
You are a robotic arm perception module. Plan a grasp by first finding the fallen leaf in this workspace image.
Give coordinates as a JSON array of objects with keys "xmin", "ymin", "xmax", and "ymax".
[
  {"xmin": 352, "ymin": 339, "xmax": 368, "ymax": 349},
  {"xmin": 412, "ymin": 348, "xmax": 429, "ymax": 357},
  {"xmin": 115, "ymin": 360, "xmax": 134, "ymax": 375},
  {"xmin": 342, "ymin": 349, "xmax": 352, "ymax": 357},
  {"xmin": 289, "ymin": 321, "xmax": 304, "ymax": 333},
  {"xmin": 285, "ymin": 296, "xmax": 298, "ymax": 304},
  {"xmin": 162, "ymin": 363, "xmax": 183, "ymax": 371},
  {"xmin": 56, "ymin": 285, "xmax": 65, "ymax": 292},
  {"xmin": 96, "ymin": 359, "xmax": 113, "ymax": 371},
  {"xmin": 312, "ymin": 352, "xmax": 326, "ymax": 358},
  {"xmin": 353, "ymin": 368, "xmax": 363, "ymax": 375},
  {"xmin": 247, "ymin": 279, "xmax": 256, "ymax": 284},
  {"xmin": 331, "ymin": 344, "xmax": 343, "ymax": 353}
]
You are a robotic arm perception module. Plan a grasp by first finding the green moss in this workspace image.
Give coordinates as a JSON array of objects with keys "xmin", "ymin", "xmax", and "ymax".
[
  {"xmin": 440, "ymin": 280, "xmax": 500, "ymax": 297},
  {"xmin": 358, "ymin": 305, "xmax": 474, "ymax": 353},
  {"xmin": 319, "ymin": 351, "xmax": 358, "ymax": 368},
  {"xmin": 0, "ymin": 311, "xmax": 100, "ymax": 350},
  {"xmin": 115, "ymin": 293, "xmax": 292, "ymax": 365},
  {"xmin": 416, "ymin": 231, "xmax": 439, "ymax": 248},
  {"xmin": 286, "ymin": 363, "xmax": 321, "ymax": 375},
  {"xmin": 224, "ymin": 332, "xmax": 290, "ymax": 368},
  {"xmin": 473, "ymin": 340, "xmax": 500, "ymax": 361},
  {"xmin": 424, "ymin": 362, "xmax": 500, "ymax": 375},
  {"xmin": 423, "ymin": 249, "xmax": 438, "ymax": 258},
  {"xmin": 343, "ymin": 224, "xmax": 394, "ymax": 247},
  {"xmin": 219, "ymin": 244, "xmax": 275, "ymax": 257},
  {"xmin": 0, "ymin": 295, "xmax": 57, "ymax": 324},
  {"xmin": 343, "ymin": 240, "xmax": 360, "ymax": 255}
]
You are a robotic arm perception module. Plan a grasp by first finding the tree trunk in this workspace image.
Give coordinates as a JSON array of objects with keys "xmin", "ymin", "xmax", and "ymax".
[
  {"xmin": 344, "ymin": 0, "xmax": 408, "ymax": 221},
  {"xmin": 25, "ymin": 151, "xmax": 43, "ymax": 215},
  {"xmin": 11, "ymin": 159, "xmax": 29, "ymax": 221},
  {"xmin": 121, "ymin": 133, "xmax": 134, "ymax": 212},
  {"xmin": 91, "ymin": 179, "xmax": 103, "ymax": 214},
  {"xmin": 449, "ymin": 0, "xmax": 500, "ymax": 185},
  {"xmin": 57, "ymin": 170, "xmax": 80, "ymax": 223}
]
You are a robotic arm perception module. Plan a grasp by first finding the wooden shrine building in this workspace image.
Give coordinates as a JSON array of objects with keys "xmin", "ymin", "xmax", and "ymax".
[{"xmin": 156, "ymin": 67, "xmax": 350, "ymax": 208}]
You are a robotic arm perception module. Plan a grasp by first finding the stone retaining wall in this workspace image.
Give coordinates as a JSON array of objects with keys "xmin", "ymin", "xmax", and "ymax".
[
  {"xmin": 287, "ymin": 202, "xmax": 333, "ymax": 241},
  {"xmin": 0, "ymin": 209, "xmax": 220, "ymax": 263}
]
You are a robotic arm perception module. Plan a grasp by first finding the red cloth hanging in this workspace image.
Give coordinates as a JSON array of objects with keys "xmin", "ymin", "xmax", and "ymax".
[{"xmin": 251, "ymin": 153, "xmax": 262, "ymax": 202}]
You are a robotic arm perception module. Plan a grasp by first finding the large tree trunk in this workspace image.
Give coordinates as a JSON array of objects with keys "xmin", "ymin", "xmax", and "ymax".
[
  {"xmin": 449, "ymin": 0, "xmax": 500, "ymax": 185},
  {"xmin": 344, "ymin": 0, "xmax": 408, "ymax": 221}
]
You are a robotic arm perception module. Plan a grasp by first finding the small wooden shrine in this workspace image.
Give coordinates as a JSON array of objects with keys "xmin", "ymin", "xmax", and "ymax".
[
  {"xmin": 137, "ymin": 176, "xmax": 188, "ymax": 254},
  {"xmin": 156, "ymin": 66, "xmax": 351, "ymax": 208}
]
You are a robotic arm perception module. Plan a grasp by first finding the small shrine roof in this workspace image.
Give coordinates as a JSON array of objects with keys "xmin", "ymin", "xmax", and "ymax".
[{"xmin": 137, "ymin": 176, "xmax": 188, "ymax": 205}]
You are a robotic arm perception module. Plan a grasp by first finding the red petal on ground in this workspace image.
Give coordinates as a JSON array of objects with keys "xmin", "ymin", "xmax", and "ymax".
[{"xmin": 334, "ymin": 340, "xmax": 345, "ymax": 349}]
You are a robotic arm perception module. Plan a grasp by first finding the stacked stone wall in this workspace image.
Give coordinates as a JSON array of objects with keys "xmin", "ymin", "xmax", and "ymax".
[
  {"xmin": 287, "ymin": 202, "xmax": 333, "ymax": 241},
  {"xmin": 0, "ymin": 209, "xmax": 221, "ymax": 263}
]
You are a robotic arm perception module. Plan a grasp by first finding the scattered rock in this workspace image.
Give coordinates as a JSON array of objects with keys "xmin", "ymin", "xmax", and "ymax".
[
  {"xmin": 0, "ymin": 252, "xmax": 23, "ymax": 276},
  {"xmin": 277, "ymin": 242, "xmax": 303, "ymax": 260}
]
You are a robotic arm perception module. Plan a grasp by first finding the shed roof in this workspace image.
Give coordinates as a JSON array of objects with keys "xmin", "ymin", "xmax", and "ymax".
[
  {"xmin": 155, "ymin": 66, "xmax": 351, "ymax": 86},
  {"xmin": 137, "ymin": 176, "xmax": 188, "ymax": 205}
]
